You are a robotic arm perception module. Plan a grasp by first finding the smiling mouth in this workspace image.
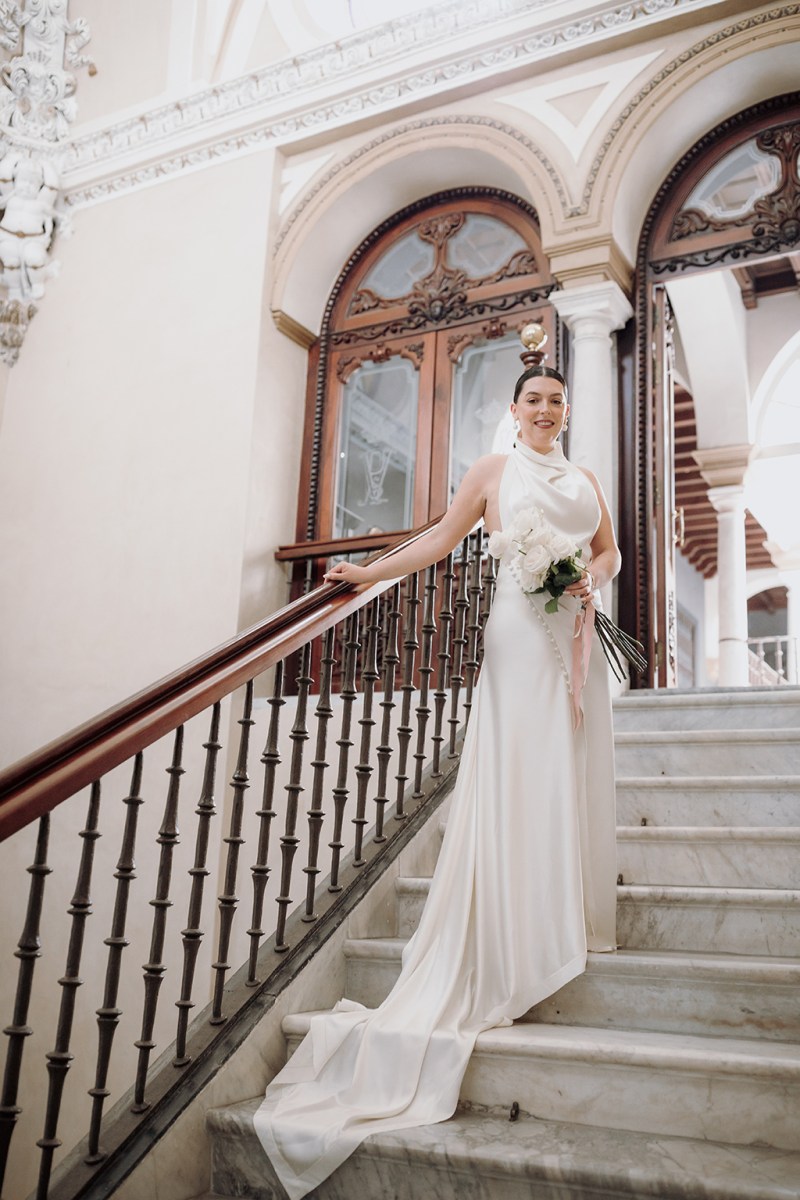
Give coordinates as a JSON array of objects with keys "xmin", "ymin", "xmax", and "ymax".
[{"xmin": 534, "ymin": 420, "xmax": 554, "ymax": 427}]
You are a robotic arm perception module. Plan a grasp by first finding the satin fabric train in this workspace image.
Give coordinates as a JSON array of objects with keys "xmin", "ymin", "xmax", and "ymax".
[{"xmin": 253, "ymin": 439, "xmax": 617, "ymax": 1200}]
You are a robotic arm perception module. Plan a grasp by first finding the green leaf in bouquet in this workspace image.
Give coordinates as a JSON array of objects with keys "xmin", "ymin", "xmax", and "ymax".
[{"xmin": 544, "ymin": 596, "xmax": 560, "ymax": 614}]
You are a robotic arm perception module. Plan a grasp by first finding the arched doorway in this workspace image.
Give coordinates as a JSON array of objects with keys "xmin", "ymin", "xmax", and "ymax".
[
  {"xmin": 287, "ymin": 189, "xmax": 559, "ymax": 585},
  {"xmin": 628, "ymin": 93, "xmax": 800, "ymax": 687}
]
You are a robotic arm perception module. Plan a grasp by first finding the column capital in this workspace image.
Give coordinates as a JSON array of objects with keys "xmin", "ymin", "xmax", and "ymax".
[
  {"xmin": 706, "ymin": 483, "xmax": 746, "ymax": 516},
  {"xmin": 550, "ymin": 280, "xmax": 633, "ymax": 334},
  {"xmin": 693, "ymin": 443, "xmax": 754, "ymax": 489}
]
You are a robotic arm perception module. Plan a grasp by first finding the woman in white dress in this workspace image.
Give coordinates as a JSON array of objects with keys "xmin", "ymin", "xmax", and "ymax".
[{"xmin": 253, "ymin": 364, "xmax": 621, "ymax": 1200}]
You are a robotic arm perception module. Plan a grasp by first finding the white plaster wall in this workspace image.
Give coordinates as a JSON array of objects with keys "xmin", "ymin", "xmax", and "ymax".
[
  {"xmin": 0, "ymin": 143, "xmax": 294, "ymax": 1196},
  {"xmin": 746, "ymin": 292, "xmax": 800, "ymax": 425},
  {"xmin": 676, "ymin": 550, "xmax": 710, "ymax": 689},
  {"xmin": 70, "ymin": 0, "xmax": 172, "ymax": 128}
]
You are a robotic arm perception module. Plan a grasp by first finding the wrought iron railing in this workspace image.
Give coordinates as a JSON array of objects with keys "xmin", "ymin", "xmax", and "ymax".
[
  {"xmin": 0, "ymin": 525, "xmax": 495, "ymax": 1200},
  {"xmin": 747, "ymin": 635, "xmax": 798, "ymax": 686}
]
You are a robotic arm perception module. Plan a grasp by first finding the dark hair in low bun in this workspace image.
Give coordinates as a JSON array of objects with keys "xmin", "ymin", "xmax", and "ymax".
[{"xmin": 513, "ymin": 365, "xmax": 568, "ymax": 405}]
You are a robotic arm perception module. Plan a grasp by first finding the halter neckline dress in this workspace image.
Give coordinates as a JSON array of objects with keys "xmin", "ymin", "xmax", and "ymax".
[{"xmin": 253, "ymin": 440, "xmax": 617, "ymax": 1200}]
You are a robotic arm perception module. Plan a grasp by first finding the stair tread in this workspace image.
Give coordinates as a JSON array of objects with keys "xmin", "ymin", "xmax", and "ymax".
[
  {"xmin": 397, "ymin": 876, "xmax": 800, "ymax": 902},
  {"xmin": 617, "ymin": 826, "xmax": 800, "ymax": 840},
  {"xmin": 615, "ymin": 729, "xmax": 799, "ymax": 742},
  {"xmin": 342, "ymin": 941, "xmax": 800, "ymax": 979},
  {"xmin": 280, "ymin": 1013, "xmax": 800, "ymax": 1074},
  {"xmin": 617, "ymin": 776, "xmax": 800, "ymax": 788},
  {"xmin": 212, "ymin": 1099, "xmax": 800, "ymax": 1199}
]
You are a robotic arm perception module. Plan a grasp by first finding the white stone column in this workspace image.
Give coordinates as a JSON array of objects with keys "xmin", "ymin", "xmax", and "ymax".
[
  {"xmin": 551, "ymin": 282, "xmax": 633, "ymax": 516},
  {"xmin": 706, "ymin": 484, "xmax": 750, "ymax": 686},
  {"xmin": 695, "ymin": 445, "xmax": 754, "ymax": 688},
  {"xmin": 551, "ymin": 281, "xmax": 632, "ymax": 621}
]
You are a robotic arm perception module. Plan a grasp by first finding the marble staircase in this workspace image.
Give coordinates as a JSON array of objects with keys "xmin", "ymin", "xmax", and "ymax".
[{"xmin": 203, "ymin": 688, "xmax": 800, "ymax": 1200}]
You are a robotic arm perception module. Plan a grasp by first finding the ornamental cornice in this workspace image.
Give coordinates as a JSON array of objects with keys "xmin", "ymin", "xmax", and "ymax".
[
  {"xmin": 62, "ymin": 0, "xmax": 725, "ymax": 210},
  {"xmin": 0, "ymin": 1, "xmax": 94, "ymax": 364}
]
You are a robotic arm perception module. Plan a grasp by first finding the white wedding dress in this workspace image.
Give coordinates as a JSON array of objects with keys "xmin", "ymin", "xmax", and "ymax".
[{"xmin": 253, "ymin": 440, "xmax": 617, "ymax": 1199}]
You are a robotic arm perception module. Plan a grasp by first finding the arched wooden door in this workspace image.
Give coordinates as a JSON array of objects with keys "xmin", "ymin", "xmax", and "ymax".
[
  {"xmin": 626, "ymin": 93, "xmax": 800, "ymax": 686},
  {"xmin": 290, "ymin": 191, "xmax": 559, "ymax": 580}
]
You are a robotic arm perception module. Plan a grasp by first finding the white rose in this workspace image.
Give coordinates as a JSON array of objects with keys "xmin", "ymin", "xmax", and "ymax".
[
  {"xmin": 520, "ymin": 541, "xmax": 552, "ymax": 582},
  {"xmin": 510, "ymin": 506, "xmax": 545, "ymax": 544},
  {"xmin": 487, "ymin": 529, "xmax": 511, "ymax": 559},
  {"xmin": 548, "ymin": 532, "xmax": 578, "ymax": 563}
]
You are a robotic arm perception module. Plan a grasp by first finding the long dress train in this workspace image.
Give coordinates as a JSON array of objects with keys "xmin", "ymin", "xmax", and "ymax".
[{"xmin": 253, "ymin": 439, "xmax": 617, "ymax": 1200}]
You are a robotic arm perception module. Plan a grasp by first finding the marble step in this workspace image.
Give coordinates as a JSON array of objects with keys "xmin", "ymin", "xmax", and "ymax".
[
  {"xmin": 617, "ymin": 775, "xmax": 800, "ymax": 828},
  {"xmin": 206, "ymin": 1099, "xmax": 800, "ymax": 1200},
  {"xmin": 613, "ymin": 686, "xmax": 800, "ymax": 731},
  {"xmin": 614, "ymin": 729, "xmax": 800, "ymax": 777},
  {"xmin": 343, "ymin": 940, "xmax": 800, "ymax": 1043},
  {"xmin": 617, "ymin": 826, "xmax": 800, "ymax": 888},
  {"xmin": 280, "ymin": 1016, "xmax": 800, "ymax": 1152},
  {"xmin": 396, "ymin": 877, "xmax": 800, "ymax": 955},
  {"xmin": 617, "ymin": 884, "xmax": 800, "ymax": 956}
]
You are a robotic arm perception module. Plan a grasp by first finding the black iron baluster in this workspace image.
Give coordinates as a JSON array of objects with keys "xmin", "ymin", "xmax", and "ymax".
[
  {"xmin": 329, "ymin": 612, "xmax": 359, "ymax": 891},
  {"xmin": 86, "ymin": 755, "xmax": 145, "ymax": 1162},
  {"xmin": 275, "ymin": 645, "xmax": 313, "ymax": 952},
  {"xmin": 464, "ymin": 530, "xmax": 485, "ymax": 726},
  {"xmin": 394, "ymin": 572, "xmax": 420, "ymax": 819},
  {"xmin": 432, "ymin": 551, "xmax": 455, "ymax": 776},
  {"xmin": 412, "ymin": 564, "xmax": 437, "ymax": 797},
  {"xmin": 373, "ymin": 583, "xmax": 401, "ymax": 843},
  {"xmin": 132, "ymin": 728, "xmax": 184, "ymax": 1112},
  {"xmin": 211, "ymin": 683, "xmax": 255, "ymax": 1023},
  {"xmin": 448, "ymin": 537, "xmax": 471, "ymax": 757},
  {"xmin": 36, "ymin": 783, "xmax": 101, "ymax": 1199},
  {"xmin": 174, "ymin": 704, "xmax": 222, "ymax": 1061},
  {"xmin": 247, "ymin": 661, "xmax": 285, "ymax": 985},
  {"xmin": 0, "ymin": 815, "xmax": 51, "ymax": 1193},
  {"xmin": 479, "ymin": 550, "xmax": 497, "ymax": 659},
  {"xmin": 353, "ymin": 599, "xmax": 380, "ymax": 866},
  {"xmin": 303, "ymin": 628, "xmax": 335, "ymax": 921}
]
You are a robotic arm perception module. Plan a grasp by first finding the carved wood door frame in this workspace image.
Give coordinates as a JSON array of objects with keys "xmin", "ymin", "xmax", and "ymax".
[{"xmin": 627, "ymin": 92, "xmax": 800, "ymax": 688}]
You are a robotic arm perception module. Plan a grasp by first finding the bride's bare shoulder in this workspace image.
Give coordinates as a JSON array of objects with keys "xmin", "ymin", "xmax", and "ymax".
[{"xmin": 472, "ymin": 453, "xmax": 508, "ymax": 477}]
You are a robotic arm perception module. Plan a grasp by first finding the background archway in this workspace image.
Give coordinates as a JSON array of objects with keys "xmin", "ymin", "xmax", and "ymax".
[{"xmin": 627, "ymin": 92, "xmax": 800, "ymax": 687}]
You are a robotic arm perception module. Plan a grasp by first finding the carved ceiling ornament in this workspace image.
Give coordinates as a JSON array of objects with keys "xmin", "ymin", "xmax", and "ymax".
[
  {"xmin": 0, "ymin": 0, "xmax": 94, "ymax": 364},
  {"xmin": 670, "ymin": 122, "xmax": 800, "ymax": 243}
]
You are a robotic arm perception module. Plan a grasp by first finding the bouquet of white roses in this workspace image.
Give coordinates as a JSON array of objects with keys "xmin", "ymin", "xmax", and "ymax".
[
  {"xmin": 487, "ymin": 505, "xmax": 648, "ymax": 679},
  {"xmin": 487, "ymin": 506, "xmax": 584, "ymax": 614}
]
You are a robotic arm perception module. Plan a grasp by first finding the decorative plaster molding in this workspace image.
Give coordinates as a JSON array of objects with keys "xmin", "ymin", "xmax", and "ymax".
[
  {"xmin": 273, "ymin": 116, "xmax": 568, "ymax": 261},
  {"xmin": 0, "ymin": 1, "xmax": 94, "ymax": 364},
  {"xmin": 272, "ymin": 308, "xmax": 316, "ymax": 349},
  {"xmin": 575, "ymin": 3, "xmax": 800, "ymax": 217},
  {"xmin": 694, "ymin": 443, "xmax": 754, "ymax": 488},
  {"xmin": 62, "ymin": 0, "xmax": 721, "ymax": 211}
]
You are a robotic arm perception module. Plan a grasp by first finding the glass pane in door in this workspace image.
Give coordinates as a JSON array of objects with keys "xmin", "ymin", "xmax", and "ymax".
[
  {"xmin": 449, "ymin": 333, "xmax": 522, "ymax": 501},
  {"xmin": 334, "ymin": 356, "xmax": 419, "ymax": 538}
]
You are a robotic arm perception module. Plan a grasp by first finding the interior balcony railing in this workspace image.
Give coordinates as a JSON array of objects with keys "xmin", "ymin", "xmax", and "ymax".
[
  {"xmin": 0, "ymin": 522, "xmax": 495, "ymax": 1200},
  {"xmin": 747, "ymin": 635, "xmax": 798, "ymax": 686}
]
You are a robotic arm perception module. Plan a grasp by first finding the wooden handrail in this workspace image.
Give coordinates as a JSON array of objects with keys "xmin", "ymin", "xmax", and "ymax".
[
  {"xmin": 274, "ymin": 529, "xmax": 417, "ymax": 561},
  {"xmin": 0, "ymin": 521, "xmax": 439, "ymax": 842}
]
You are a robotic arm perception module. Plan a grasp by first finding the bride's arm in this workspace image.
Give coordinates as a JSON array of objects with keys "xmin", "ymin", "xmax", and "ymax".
[
  {"xmin": 564, "ymin": 468, "xmax": 621, "ymax": 596},
  {"xmin": 324, "ymin": 457, "xmax": 497, "ymax": 586}
]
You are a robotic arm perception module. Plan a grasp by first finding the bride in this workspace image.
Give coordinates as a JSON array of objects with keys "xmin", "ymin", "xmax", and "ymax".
[{"xmin": 253, "ymin": 362, "xmax": 621, "ymax": 1200}]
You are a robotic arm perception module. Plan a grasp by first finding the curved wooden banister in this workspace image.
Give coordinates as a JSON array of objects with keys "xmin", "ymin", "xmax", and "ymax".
[{"xmin": 0, "ymin": 520, "xmax": 439, "ymax": 842}]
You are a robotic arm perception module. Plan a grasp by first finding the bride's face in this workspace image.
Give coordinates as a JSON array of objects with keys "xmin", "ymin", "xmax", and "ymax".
[{"xmin": 511, "ymin": 377, "xmax": 569, "ymax": 453}]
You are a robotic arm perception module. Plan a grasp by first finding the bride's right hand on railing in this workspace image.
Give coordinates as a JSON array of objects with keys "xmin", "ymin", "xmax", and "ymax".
[{"xmin": 323, "ymin": 560, "xmax": 379, "ymax": 587}]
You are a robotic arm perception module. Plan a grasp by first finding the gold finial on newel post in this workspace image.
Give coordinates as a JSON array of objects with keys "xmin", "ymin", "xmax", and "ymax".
[{"xmin": 519, "ymin": 322, "xmax": 548, "ymax": 367}]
